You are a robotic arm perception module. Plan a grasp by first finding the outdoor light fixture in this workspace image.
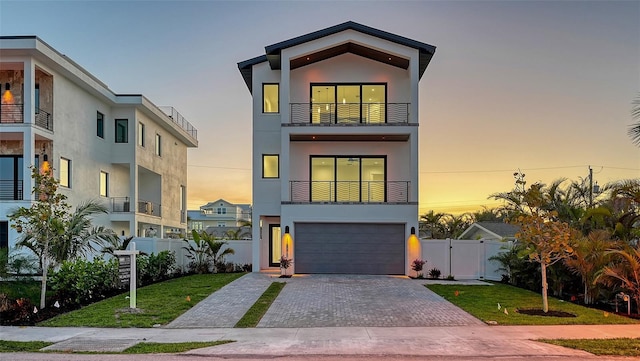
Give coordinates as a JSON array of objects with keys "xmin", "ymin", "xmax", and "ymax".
[
  {"xmin": 4, "ymin": 83, "xmax": 9, "ymax": 91},
  {"xmin": 411, "ymin": 227, "xmax": 416, "ymax": 235},
  {"xmin": 285, "ymin": 226, "xmax": 290, "ymax": 234}
]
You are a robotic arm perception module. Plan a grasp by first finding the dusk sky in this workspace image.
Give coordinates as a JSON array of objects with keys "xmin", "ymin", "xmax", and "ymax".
[{"xmin": 1, "ymin": 1, "xmax": 638, "ymax": 214}]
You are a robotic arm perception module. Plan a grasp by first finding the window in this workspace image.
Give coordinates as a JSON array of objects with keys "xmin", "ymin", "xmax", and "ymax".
[
  {"xmin": 138, "ymin": 122, "xmax": 145, "ymax": 147},
  {"xmin": 155, "ymin": 134, "xmax": 162, "ymax": 156},
  {"xmin": 35, "ymin": 84, "xmax": 40, "ymax": 113},
  {"xmin": 0, "ymin": 221, "xmax": 8, "ymax": 249},
  {"xmin": 217, "ymin": 208, "xmax": 227, "ymax": 214},
  {"xmin": 97, "ymin": 112, "xmax": 104, "ymax": 138},
  {"xmin": 191, "ymin": 221, "xmax": 203, "ymax": 231},
  {"xmin": 59, "ymin": 158, "xmax": 71, "ymax": 188},
  {"xmin": 310, "ymin": 83, "xmax": 387, "ymax": 124},
  {"xmin": 0, "ymin": 155, "xmax": 24, "ymax": 200},
  {"xmin": 263, "ymin": 84, "xmax": 279, "ymax": 113},
  {"xmin": 99, "ymin": 171, "xmax": 109, "ymax": 197},
  {"xmin": 262, "ymin": 155, "xmax": 279, "ymax": 178},
  {"xmin": 115, "ymin": 119, "xmax": 128, "ymax": 143},
  {"xmin": 217, "ymin": 222, "xmax": 226, "ymax": 227},
  {"xmin": 311, "ymin": 156, "xmax": 386, "ymax": 202}
]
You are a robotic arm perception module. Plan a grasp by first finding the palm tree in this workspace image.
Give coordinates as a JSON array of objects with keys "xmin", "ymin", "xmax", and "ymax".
[
  {"xmin": 183, "ymin": 230, "xmax": 235, "ymax": 273},
  {"xmin": 597, "ymin": 243, "xmax": 640, "ymax": 314},
  {"xmin": 629, "ymin": 94, "xmax": 640, "ymax": 146},
  {"xmin": 419, "ymin": 211, "xmax": 448, "ymax": 238}
]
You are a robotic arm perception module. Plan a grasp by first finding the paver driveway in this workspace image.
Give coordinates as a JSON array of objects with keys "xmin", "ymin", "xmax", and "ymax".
[{"xmin": 169, "ymin": 273, "xmax": 484, "ymax": 328}]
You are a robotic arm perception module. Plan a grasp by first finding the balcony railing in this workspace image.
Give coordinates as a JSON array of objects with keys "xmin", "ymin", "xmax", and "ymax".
[
  {"xmin": 289, "ymin": 180, "xmax": 410, "ymax": 203},
  {"xmin": 290, "ymin": 103, "xmax": 409, "ymax": 125},
  {"xmin": 0, "ymin": 104, "xmax": 53, "ymax": 131},
  {"xmin": 138, "ymin": 199, "xmax": 161, "ymax": 217},
  {"xmin": 0, "ymin": 180, "xmax": 23, "ymax": 200},
  {"xmin": 111, "ymin": 197, "xmax": 131, "ymax": 213},
  {"xmin": 159, "ymin": 106, "xmax": 198, "ymax": 140}
]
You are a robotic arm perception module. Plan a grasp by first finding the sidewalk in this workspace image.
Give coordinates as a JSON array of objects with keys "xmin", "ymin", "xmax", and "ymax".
[{"xmin": 1, "ymin": 325, "xmax": 638, "ymax": 356}]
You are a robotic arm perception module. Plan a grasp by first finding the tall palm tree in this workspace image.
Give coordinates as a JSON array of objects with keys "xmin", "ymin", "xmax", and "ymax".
[
  {"xmin": 419, "ymin": 211, "xmax": 448, "ymax": 238},
  {"xmin": 629, "ymin": 94, "xmax": 640, "ymax": 146},
  {"xmin": 597, "ymin": 243, "xmax": 640, "ymax": 314}
]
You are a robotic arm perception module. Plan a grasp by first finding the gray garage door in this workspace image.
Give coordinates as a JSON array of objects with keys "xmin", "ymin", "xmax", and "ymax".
[{"xmin": 295, "ymin": 223, "xmax": 405, "ymax": 274}]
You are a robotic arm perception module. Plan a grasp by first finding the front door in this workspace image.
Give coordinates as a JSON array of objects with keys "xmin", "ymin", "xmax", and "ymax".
[{"xmin": 269, "ymin": 224, "xmax": 281, "ymax": 267}]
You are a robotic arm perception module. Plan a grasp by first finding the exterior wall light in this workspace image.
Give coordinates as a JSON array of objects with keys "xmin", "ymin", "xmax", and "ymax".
[{"xmin": 4, "ymin": 83, "xmax": 9, "ymax": 91}]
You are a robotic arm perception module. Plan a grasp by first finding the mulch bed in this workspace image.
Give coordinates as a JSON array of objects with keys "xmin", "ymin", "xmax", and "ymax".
[{"xmin": 516, "ymin": 308, "xmax": 577, "ymax": 317}]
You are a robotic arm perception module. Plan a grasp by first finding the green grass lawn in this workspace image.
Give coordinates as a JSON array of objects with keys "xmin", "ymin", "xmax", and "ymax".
[
  {"xmin": 235, "ymin": 282, "xmax": 285, "ymax": 328},
  {"xmin": 427, "ymin": 283, "xmax": 638, "ymax": 325},
  {"xmin": 39, "ymin": 273, "xmax": 245, "ymax": 328},
  {"xmin": 122, "ymin": 340, "xmax": 234, "ymax": 354},
  {"xmin": 0, "ymin": 341, "xmax": 53, "ymax": 352},
  {"xmin": 540, "ymin": 338, "xmax": 640, "ymax": 356}
]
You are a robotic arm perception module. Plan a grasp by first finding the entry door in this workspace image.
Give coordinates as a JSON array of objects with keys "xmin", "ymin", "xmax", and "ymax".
[{"xmin": 269, "ymin": 224, "xmax": 281, "ymax": 267}]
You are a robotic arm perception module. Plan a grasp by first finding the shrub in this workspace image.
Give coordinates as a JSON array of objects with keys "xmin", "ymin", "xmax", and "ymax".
[
  {"xmin": 0, "ymin": 295, "xmax": 37, "ymax": 325},
  {"xmin": 428, "ymin": 268, "xmax": 441, "ymax": 279},
  {"xmin": 138, "ymin": 251, "xmax": 177, "ymax": 285},
  {"xmin": 49, "ymin": 258, "xmax": 119, "ymax": 306}
]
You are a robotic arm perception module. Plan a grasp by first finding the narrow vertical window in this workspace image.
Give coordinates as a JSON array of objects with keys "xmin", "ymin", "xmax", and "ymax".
[
  {"xmin": 262, "ymin": 154, "xmax": 279, "ymax": 178},
  {"xmin": 115, "ymin": 119, "xmax": 128, "ymax": 143},
  {"xmin": 97, "ymin": 112, "xmax": 104, "ymax": 138},
  {"xmin": 35, "ymin": 84, "xmax": 40, "ymax": 114},
  {"xmin": 59, "ymin": 158, "xmax": 71, "ymax": 188},
  {"xmin": 263, "ymin": 84, "xmax": 279, "ymax": 113},
  {"xmin": 100, "ymin": 171, "xmax": 109, "ymax": 197},
  {"xmin": 138, "ymin": 122, "xmax": 145, "ymax": 147},
  {"xmin": 155, "ymin": 134, "xmax": 162, "ymax": 156}
]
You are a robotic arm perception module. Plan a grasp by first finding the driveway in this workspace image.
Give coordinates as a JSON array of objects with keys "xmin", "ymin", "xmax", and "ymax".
[{"xmin": 169, "ymin": 273, "xmax": 484, "ymax": 328}]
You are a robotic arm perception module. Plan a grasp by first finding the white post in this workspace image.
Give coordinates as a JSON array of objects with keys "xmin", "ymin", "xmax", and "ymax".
[{"xmin": 115, "ymin": 242, "xmax": 140, "ymax": 309}]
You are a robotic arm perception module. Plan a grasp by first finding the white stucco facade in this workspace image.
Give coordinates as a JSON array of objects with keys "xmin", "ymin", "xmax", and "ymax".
[
  {"xmin": 0, "ymin": 36, "xmax": 198, "ymax": 253},
  {"xmin": 239, "ymin": 22, "xmax": 435, "ymax": 275}
]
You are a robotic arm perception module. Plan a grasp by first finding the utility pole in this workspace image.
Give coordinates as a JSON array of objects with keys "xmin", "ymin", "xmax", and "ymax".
[{"xmin": 589, "ymin": 166, "xmax": 593, "ymax": 208}]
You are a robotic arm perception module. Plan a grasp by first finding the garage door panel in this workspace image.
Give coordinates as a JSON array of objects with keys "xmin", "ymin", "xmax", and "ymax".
[{"xmin": 295, "ymin": 223, "xmax": 404, "ymax": 274}]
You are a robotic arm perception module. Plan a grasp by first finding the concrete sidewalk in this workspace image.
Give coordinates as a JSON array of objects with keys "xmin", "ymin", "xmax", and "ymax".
[{"xmin": 1, "ymin": 325, "xmax": 638, "ymax": 357}]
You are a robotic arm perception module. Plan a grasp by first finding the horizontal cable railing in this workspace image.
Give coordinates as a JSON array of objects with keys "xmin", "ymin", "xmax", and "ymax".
[
  {"xmin": 35, "ymin": 108, "xmax": 53, "ymax": 131},
  {"xmin": 290, "ymin": 103, "xmax": 409, "ymax": 124},
  {"xmin": 111, "ymin": 197, "xmax": 131, "ymax": 212},
  {"xmin": 138, "ymin": 199, "xmax": 162, "ymax": 217},
  {"xmin": 0, "ymin": 104, "xmax": 24, "ymax": 124},
  {"xmin": 289, "ymin": 180, "xmax": 409, "ymax": 203},
  {"xmin": 159, "ymin": 106, "xmax": 198, "ymax": 140},
  {"xmin": 0, "ymin": 180, "xmax": 23, "ymax": 200}
]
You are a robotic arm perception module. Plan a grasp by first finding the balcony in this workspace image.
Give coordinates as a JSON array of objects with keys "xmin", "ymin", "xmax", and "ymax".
[
  {"xmin": 288, "ymin": 180, "xmax": 410, "ymax": 203},
  {"xmin": 110, "ymin": 197, "xmax": 131, "ymax": 213},
  {"xmin": 137, "ymin": 199, "xmax": 161, "ymax": 217},
  {"xmin": 0, "ymin": 104, "xmax": 53, "ymax": 131},
  {"xmin": 290, "ymin": 103, "xmax": 409, "ymax": 125},
  {"xmin": 0, "ymin": 180, "xmax": 23, "ymax": 200},
  {"xmin": 159, "ymin": 106, "xmax": 198, "ymax": 140}
]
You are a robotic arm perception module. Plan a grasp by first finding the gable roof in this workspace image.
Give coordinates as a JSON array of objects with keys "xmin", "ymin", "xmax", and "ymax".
[
  {"xmin": 458, "ymin": 222, "xmax": 520, "ymax": 240},
  {"xmin": 238, "ymin": 21, "xmax": 436, "ymax": 92}
]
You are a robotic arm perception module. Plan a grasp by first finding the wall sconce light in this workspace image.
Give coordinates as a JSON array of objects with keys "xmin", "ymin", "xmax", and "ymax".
[
  {"xmin": 4, "ymin": 83, "xmax": 9, "ymax": 91},
  {"xmin": 411, "ymin": 227, "xmax": 416, "ymax": 235},
  {"xmin": 285, "ymin": 226, "xmax": 290, "ymax": 234}
]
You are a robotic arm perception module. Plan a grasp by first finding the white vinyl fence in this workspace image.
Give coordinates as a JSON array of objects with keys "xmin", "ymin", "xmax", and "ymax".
[{"xmin": 420, "ymin": 239, "xmax": 510, "ymax": 281}]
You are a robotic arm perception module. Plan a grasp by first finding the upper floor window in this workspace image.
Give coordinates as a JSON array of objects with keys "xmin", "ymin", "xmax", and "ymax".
[
  {"xmin": 217, "ymin": 207, "xmax": 227, "ymax": 214},
  {"xmin": 311, "ymin": 83, "xmax": 386, "ymax": 124},
  {"xmin": 59, "ymin": 157, "xmax": 71, "ymax": 188},
  {"xmin": 97, "ymin": 112, "xmax": 104, "ymax": 138},
  {"xmin": 263, "ymin": 84, "xmax": 279, "ymax": 113},
  {"xmin": 99, "ymin": 171, "xmax": 109, "ymax": 197},
  {"xmin": 262, "ymin": 154, "xmax": 279, "ymax": 179},
  {"xmin": 115, "ymin": 119, "xmax": 128, "ymax": 143},
  {"xmin": 138, "ymin": 122, "xmax": 145, "ymax": 147},
  {"xmin": 155, "ymin": 134, "xmax": 162, "ymax": 156}
]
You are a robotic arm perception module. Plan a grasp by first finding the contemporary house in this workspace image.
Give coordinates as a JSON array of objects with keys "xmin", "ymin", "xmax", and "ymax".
[
  {"xmin": 0, "ymin": 36, "xmax": 198, "ymax": 252},
  {"xmin": 238, "ymin": 22, "xmax": 436, "ymax": 274},
  {"xmin": 187, "ymin": 199, "xmax": 252, "ymax": 237}
]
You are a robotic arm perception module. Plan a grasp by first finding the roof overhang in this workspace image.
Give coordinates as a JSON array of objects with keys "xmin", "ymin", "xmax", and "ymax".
[{"xmin": 290, "ymin": 134, "xmax": 409, "ymax": 142}]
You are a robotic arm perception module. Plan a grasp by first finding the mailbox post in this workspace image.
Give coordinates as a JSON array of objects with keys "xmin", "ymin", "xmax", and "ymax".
[{"xmin": 114, "ymin": 242, "xmax": 140, "ymax": 309}]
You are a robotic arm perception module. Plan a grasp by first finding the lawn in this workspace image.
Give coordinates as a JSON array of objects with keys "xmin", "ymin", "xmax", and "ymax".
[
  {"xmin": 39, "ymin": 273, "xmax": 245, "ymax": 327},
  {"xmin": 0, "ymin": 340, "xmax": 232, "ymax": 354},
  {"xmin": 540, "ymin": 338, "xmax": 640, "ymax": 356},
  {"xmin": 427, "ymin": 283, "xmax": 638, "ymax": 325},
  {"xmin": 235, "ymin": 282, "xmax": 285, "ymax": 328}
]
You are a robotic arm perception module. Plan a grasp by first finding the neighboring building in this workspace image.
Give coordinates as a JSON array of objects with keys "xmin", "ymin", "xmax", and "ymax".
[
  {"xmin": 238, "ymin": 22, "xmax": 436, "ymax": 274},
  {"xmin": 187, "ymin": 199, "xmax": 252, "ymax": 233},
  {"xmin": 0, "ymin": 36, "xmax": 198, "ymax": 251},
  {"xmin": 458, "ymin": 222, "xmax": 520, "ymax": 242}
]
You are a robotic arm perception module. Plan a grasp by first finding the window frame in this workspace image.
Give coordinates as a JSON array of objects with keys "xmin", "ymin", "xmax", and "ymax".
[
  {"xmin": 97, "ymin": 111, "xmax": 104, "ymax": 139},
  {"xmin": 115, "ymin": 119, "xmax": 128, "ymax": 143},
  {"xmin": 59, "ymin": 157, "xmax": 71, "ymax": 188},
  {"xmin": 138, "ymin": 122, "xmax": 145, "ymax": 147},
  {"xmin": 309, "ymin": 155, "xmax": 387, "ymax": 202},
  {"xmin": 310, "ymin": 83, "xmax": 387, "ymax": 124},
  {"xmin": 99, "ymin": 171, "xmax": 109, "ymax": 197},
  {"xmin": 155, "ymin": 133, "xmax": 162, "ymax": 156},
  {"xmin": 262, "ymin": 154, "xmax": 280, "ymax": 179},
  {"xmin": 262, "ymin": 83, "xmax": 280, "ymax": 113}
]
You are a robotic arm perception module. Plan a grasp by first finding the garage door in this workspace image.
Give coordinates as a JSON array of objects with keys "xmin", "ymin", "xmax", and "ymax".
[{"xmin": 295, "ymin": 223, "xmax": 405, "ymax": 274}]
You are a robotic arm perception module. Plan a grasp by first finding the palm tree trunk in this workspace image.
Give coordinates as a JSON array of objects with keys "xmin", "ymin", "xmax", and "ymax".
[{"xmin": 541, "ymin": 262, "xmax": 549, "ymax": 313}]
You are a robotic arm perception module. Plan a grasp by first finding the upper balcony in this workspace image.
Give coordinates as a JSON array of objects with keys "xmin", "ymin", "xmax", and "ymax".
[
  {"xmin": 159, "ymin": 106, "xmax": 198, "ymax": 140},
  {"xmin": 0, "ymin": 104, "xmax": 53, "ymax": 131},
  {"xmin": 290, "ymin": 103, "xmax": 409, "ymax": 125}
]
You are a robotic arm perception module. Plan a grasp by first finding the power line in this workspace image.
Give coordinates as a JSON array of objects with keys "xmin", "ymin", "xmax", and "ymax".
[
  {"xmin": 188, "ymin": 164, "xmax": 251, "ymax": 171},
  {"xmin": 420, "ymin": 165, "xmax": 639, "ymax": 174}
]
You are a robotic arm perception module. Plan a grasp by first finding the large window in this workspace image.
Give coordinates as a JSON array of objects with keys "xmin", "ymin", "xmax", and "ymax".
[
  {"xmin": 263, "ymin": 84, "xmax": 279, "ymax": 113},
  {"xmin": 311, "ymin": 156, "xmax": 385, "ymax": 202},
  {"xmin": 262, "ymin": 155, "xmax": 279, "ymax": 178},
  {"xmin": 311, "ymin": 84, "xmax": 386, "ymax": 124},
  {"xmin": 0, "ymin": 155, "xmax": 24, "ymax": 200},
  {"xmin": 99, "ymin": 171, "xmax": 109, "ymax": 197},
  {"xmin": 115, "ymin": 119, "xmax": 128, "ymax": 143},
  {"xmin": 138, "ymin": 122, "xmax": 145, "ymax": 147},
  {"xmin": 59, "ymin": 157, "xmax": 71, "ymax": 188},
  {"xmin": 97, "ymin": 112, "xmax": 104, "ymax": 138}
]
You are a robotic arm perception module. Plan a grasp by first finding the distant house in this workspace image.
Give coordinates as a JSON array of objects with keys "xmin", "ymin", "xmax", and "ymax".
[
  {"xmin": 187, "ymin": 199, "xmax": 251, "ymax": 234},
  {"xmin": 458, "ymin": 222, "xmax": 519, "ymax": 241}
]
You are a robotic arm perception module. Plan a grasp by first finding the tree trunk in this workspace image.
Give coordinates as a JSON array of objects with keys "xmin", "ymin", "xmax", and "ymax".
[
  {"xmin": 584, "ymin": 280, "xmax": 589, "ymax": 305},
  {"xmin": 541, "ymin": 262, "xmax": 549, "ymax": 313},
  {"xmin": 40, "ymin": 255, "xmax": 48, "ymax": 310}
]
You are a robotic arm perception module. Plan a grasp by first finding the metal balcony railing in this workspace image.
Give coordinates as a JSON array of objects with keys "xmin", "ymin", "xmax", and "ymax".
[
  {"xmin": 289, "ymin": 180, "xmax": 410, "ymax": 203},
  {"xmin": 159, "ymin": 106, "xmax": 198, "ymax": 140},
  {"xmin": 0, "ymin": 104, "xmax": 53, "ymax": 131},
  {"xmin": 137, "ymin": 199, "xmax": 161, "ymax": 217},
  {"xmin": 111, "ymin": 197, "xmax": 131, "ymax": 212},
  {"xmin": 290, "ymin": 103, "xmax": 409, "ymax": 125},
  {"xmin": 0, "ymin": 180, "xmax": 23, "ymax": 200}
]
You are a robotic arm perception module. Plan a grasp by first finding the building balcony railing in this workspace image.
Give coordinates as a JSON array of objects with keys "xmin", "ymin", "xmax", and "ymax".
[
  {"xmin": 290, "ymin": 103, "xmax": 409, "ymax": 125},
  {"xmin": 289, "ymin": 180, "xmax": 410, "ymax": 203},
  {"xmin": 0, "ymin": 104, "xmax": 53, "ymax": 131},
  {"xmin": 138, "ymin": 199, "xmax": 161, "ymax": 217},
  {"xmin": 0, "ymin": 179, "xmax": 23, "ymax": 200},
  {"xmin": 159, "ymin": 106, "xmax": 198, "ymax": 140},
  {"xmin": 110, "ymin": 197, "xmax": 131, "ymax": 213}
]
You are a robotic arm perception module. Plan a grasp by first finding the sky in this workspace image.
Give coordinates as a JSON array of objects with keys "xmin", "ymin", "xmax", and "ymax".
[{"xmin": 1, "ymin": 0, "xmax": 638, "ymax": 215}]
